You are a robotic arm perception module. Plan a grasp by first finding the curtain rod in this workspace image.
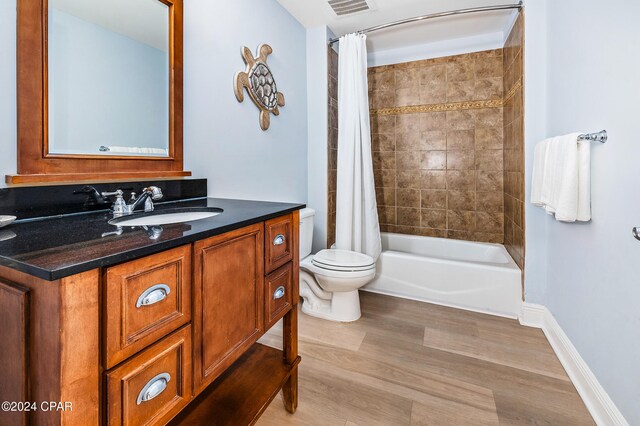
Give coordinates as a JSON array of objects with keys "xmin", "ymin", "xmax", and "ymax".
[{"xmin": 328, "ymin": 1, "xmax": 523, "ymax": 45}]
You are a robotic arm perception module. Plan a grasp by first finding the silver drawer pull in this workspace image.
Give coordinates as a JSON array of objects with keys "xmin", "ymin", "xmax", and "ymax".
[
  {"xmin": 273, "ymin": 286, "xmax": 286, "ymax": 300},
  {"xmin": 633, "ymin": 227, "xmax": 640, "ymax": 241},
  {"xmin": 273, "ymin": 234, "xmax": 286, "ymax": 246},
  {"xmin": 136, "ymin": 373, "xmax": 170, "ymax": 405},
  {"xmin": 136, "ymin": 284, "xmax": 170, "ymax": 308}
]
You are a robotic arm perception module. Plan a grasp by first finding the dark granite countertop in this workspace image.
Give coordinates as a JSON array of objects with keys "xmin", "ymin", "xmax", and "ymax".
[{"xmin": 0, "ymin": 198, "xmax": 305, "ymax": 281}]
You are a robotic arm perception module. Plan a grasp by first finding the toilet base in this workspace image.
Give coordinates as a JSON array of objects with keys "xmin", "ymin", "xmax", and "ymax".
[{"xmin": 300, "ymin": 289, "xmax": 362, "ymax": 322}]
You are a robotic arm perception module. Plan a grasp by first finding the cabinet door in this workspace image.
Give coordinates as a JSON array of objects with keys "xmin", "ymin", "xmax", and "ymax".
[{"xmin": 192, "ymin": 223, "xmax": 265, "ymax": 393}]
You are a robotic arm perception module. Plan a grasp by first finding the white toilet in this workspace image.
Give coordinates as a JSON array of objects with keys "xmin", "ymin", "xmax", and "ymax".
[{"xmin": 298, "ymin": 208, "xmax": 376, "ymax": 322}]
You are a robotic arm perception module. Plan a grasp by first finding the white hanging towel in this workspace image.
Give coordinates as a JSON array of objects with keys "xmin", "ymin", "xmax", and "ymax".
[
  {"xmin": 335, "ymin": 33, "xmax": 382, "ymax": 260},
  {"xmin": 103, "ymin": 146, "xmax": 168, "ymax": 155},
  {"xmin": 530, "ymin": 133, "xmax": 591, "ymax": 222}
]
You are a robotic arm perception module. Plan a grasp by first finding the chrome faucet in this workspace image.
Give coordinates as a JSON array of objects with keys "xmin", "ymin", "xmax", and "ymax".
[{"xmin": 102, "ymin": 186, "xmax": 163, "ymax": 217}]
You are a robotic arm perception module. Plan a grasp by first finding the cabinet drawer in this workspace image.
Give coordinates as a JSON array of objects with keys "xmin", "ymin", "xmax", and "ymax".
[
  {"xmin": 265, "ymin": 214, "xmax": 293, "ymax": 273},
  {"xmin": 104, "ymin": 245, "xmax": 192, "ymax": 369},
  {"xmin": 265, "ymin": 263, "xmax": 293, "ymax": 329},
  {"xmin": 106, "ymin": 326, "xmax": 192, "ymax": 426}
]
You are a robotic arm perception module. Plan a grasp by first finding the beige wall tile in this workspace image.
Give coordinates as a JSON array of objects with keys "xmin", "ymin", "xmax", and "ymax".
[
  {"xmin": 376, "ymin": 187, "xmax": 396, "ymax": 207},
  {"xmin": 420, "ymin": 171, "xmax": 447, "ymax": 190},
  {"xmin": 395, "ymin": 68, "xmax": 420, "ymax": 89},
  {"xmin": 397, "ymin": 189, "xmax": 420, "ymax": 208},
  {"xmin": 378, "ymin": 206, "xmax": 397, "ymax": 225},
  {"xmin": 447, "ymin": 170, "xmax": 475, "ymax": 191},
  {"xmin": 447, "ymin": 150, "xmax": 475, "ymax": 170},
  {"xmin": 420, "ymin": 112, "xmax": 447, "ymax": 131},
  {"xmin": 475, "ymin": 77, "xmax": 503, "ymax": 101},
  {"xmin": 364, "ymin": 47, "xmax": 515, "ymax": 246},
  {"xmin": 397, "ymin": 151, "xmax": 420, "ymax": 170},
  {"xmin": 397, "ymin": 207, "xmax": 421, "ymax": 227},
  {"xmin": 476, "ymin": 192, "xmax": 504, "ymax": 213},
  {"xmin": 476, "ymin": 150, "xmax": 504, "ymax": 171},
  {"xmin": 421, "ymin": 209, "xmax": 447, "ymax": 229},
  {"xmin": 446, "ymin": 110, "xmax": 476, "ymax": 130},
  {"xmin": 421, "ymin": 190, "xmax": 447, "ymax": 210},
  {"xmin": 422, "ymin": 131, "xmax": 447, "ymax": 150},
  {"xmin": 447, "ymin": 130, "xmax": 475, "ymax": 150},
  {"xmin": 373, "ymin": 151, "xmax": 396, "ymax": 170},
  {"xmin": 396, "ymin": 132, "xmax": 422, "ymax": 151},
  {"xmin": 370, "ymin": 115, "xmax": 396, "ymax": 134},
  {"xmin": 420, "ymin": 83, "xmax": 447, "ymax": 104},
  {"xmin": 372, "ymin": 133, "xmax": 396, "ymax": 152},
  {"xmin": 475, "ymin": 128, "xmax": 503, "ymax": 150},
  {"xmin": 448, "ymin": 210, "xmax": 476, "ymax": 231},
  {"xmin": 421, "ymin": 151, "xmax": 447, "ymax": 170},
  {"xmin": 446, "ymin": 61, "xmax": 474, "ymax": 82},
  {"xmin": 447, "ymin": 81, "xmax": 476, "ymax": 102},
  {"xmin": 370, "ymin": 90, "xmax": 395, "ymax": 109},
  {"xmin": 448, "ymin": 191, "xmax": 476, "ymax": 211},
  {"xmin": 396, "ymin": 88, "xmax": 421, "ymax": 106}
]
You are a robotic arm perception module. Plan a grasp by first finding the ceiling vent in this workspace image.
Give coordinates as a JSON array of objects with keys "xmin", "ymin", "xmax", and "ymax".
[{"xmin": 328, "ymin": 0, "xmax": 373, "ymax": 16}]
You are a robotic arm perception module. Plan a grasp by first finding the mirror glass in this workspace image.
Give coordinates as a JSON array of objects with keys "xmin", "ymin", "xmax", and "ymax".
[{"xmin": 48, "ymin": 0, "xmax": 170, "ymax": 157}]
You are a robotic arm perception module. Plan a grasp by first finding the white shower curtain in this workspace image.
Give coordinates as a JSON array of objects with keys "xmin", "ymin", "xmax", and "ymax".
[{"xmin": 335, "ymin": 33, "xmax": 382, "ymax": 260}]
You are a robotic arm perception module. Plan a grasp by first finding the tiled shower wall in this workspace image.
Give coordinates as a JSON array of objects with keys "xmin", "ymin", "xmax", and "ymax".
[
  {"xmin": 503, "ymin": 13, "xmax": 525, "ymax": 268},
  {"xmin": 368, "ymin": 50, "xmax": 505, "ymax": 243},
  {"xmin": 327, "ymin": 47, "xmax": 338, "ymax": 248}
]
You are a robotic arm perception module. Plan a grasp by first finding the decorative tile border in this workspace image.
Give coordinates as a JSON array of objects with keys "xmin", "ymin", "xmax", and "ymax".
[
  {"xmin": 371, "ymin": 99, "xmax": 503, "ymax": 116},
  {"xmin": 504, "ymin": 78, "xmax": 522, "ymax": 103},
  {"xmin": 370, "ymin": 78, "xmax": 523, "ymax": 116}
]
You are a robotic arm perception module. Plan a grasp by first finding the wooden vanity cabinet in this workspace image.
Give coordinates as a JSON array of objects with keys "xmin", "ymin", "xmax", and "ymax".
[
  {"xmin": 104, "ymin": 245, "xmax": 192, "ymax": 369},
  {"xmin": 192, "ymin": 223, "xmax": 265, "ymax": 394},
  {"xmin": 0, "ymin": 210, "xmax": 300, "ymax": 426},
  {"xmin": 106, "ymin": 326, "xmax": 193, "ymax": 426}
]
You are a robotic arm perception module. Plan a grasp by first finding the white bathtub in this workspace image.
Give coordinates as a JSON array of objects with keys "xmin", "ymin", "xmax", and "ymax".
[{"xmin": 364, "ymin": 233, "xmax": 522, "ymax": 318}]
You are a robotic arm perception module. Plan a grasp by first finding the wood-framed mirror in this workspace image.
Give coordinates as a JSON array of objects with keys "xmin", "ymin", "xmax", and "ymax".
[{"xmin": 9, "ymin": 0, "xmax": 190, "ymax": 184}]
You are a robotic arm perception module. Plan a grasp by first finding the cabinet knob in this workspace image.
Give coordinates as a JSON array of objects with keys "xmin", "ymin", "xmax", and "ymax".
[
  {"xmin": 136, "ymin": 284, "xmax": 170, "ymax": 308},
  {"xmin": 273, "ymin": 234, "xmax": 286, "ymax": 246},
  {"xmin": 273, "ymin": 286, "xmax": 286, "ymax": 300},
  {"xmin": 136, "ymin": 373, "xmax": 170, "ymax": 405}
]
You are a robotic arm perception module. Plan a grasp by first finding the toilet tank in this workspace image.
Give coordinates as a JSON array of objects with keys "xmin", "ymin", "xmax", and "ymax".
[{"xmin": 299, "ymin": 208, "xmax": 315, "ymax": 259}]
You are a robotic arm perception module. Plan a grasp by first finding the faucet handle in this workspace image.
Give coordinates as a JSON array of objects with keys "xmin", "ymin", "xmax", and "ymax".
[
  {"xmin": 102, "ymin": 190, "xmax": 126, "ymax": 216},
  {"xmin": 144, "ymin": 186, "xmax": 163, "ymax": 201},
  {"xmin": 101, "ymin": 189, "xmax": 123, "ymax": 198}
]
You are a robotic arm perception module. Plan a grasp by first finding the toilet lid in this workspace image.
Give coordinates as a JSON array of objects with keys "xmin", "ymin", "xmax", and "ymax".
[{"xmin": 312, "ymin": 249, "xmax": 375, "ymax": 269}]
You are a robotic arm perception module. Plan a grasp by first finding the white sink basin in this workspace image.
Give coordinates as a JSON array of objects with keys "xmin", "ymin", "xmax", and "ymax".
[{"xmin": 109, "ymin": 208, "xmax": 222, "ymax": 227}]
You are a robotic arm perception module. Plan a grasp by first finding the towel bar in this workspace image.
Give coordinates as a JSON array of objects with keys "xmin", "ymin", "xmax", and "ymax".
[{"xmin": 577, "ymin": 130, "xmax": 607, "ymax": 143}]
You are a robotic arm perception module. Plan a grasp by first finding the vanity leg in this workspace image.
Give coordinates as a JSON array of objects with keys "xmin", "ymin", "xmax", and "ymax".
[
  {"xmin": 282, "ymin": 367, "xmax": 298, "ymax": 414},
  {"xmin": 282, "ymin": 306, "xmax": 298, "ymax": 413}
]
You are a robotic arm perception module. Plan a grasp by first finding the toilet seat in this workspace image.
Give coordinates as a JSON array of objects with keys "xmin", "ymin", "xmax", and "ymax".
[
  {"xmin": 301, "ymin": 255, "xmax": 375, "ymax": 279},
  {"xmin": 311, "ymin": 249, "xmax": 375, "ymax": 271}
]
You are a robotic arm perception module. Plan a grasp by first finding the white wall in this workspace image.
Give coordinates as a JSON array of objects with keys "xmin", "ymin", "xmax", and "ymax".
[
  {"xmin": 306, "ymin": 26, "xmax": 331, "ymax": 253},
  {"xmin": 0, "ymin": 0, "xmax": 17, "ymax": 185},
  {"xmin": 522, "ymin": 0, "xmax": 549, "ymax": 303},
  {"xmin": 367, "ymin": 31, "xmax": 505, "ymax": 67},
  {"xmin": 184, "ymin": 0, "xmax": 308, "ymax": 203},
  {"xmin": 0, "ymin": 0, "xmax": 308, "ymax": 201},
  {"xmin": 524, "ymin": 0, "xmax": 639, "ymax": 422}
]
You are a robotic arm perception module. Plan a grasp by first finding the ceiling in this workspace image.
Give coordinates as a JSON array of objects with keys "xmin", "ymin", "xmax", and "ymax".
[
  {"xmin": 50, "ymin": 0, "xmax": 169, "ymax": 51},
  {"xmin": 276, "ymin": 0, "xmax": 519, "ymax": 53}
]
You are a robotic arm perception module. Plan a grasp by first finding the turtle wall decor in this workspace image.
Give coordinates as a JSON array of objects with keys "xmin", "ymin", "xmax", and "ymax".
[{"xmin": 234, "ymin": 44, "xmax": 285, "ymax": 131}]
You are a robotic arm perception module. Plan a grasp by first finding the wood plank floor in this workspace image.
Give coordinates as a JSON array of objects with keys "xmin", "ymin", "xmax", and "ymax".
[{"xmin": 257, "ymin": 291, "xmax": 594, "ymax": 426}]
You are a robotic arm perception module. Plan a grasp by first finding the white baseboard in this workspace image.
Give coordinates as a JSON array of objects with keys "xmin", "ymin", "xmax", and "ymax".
[{"xmin": 520, "ymin": 303, "xmax": 628, "ymax": 426}]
